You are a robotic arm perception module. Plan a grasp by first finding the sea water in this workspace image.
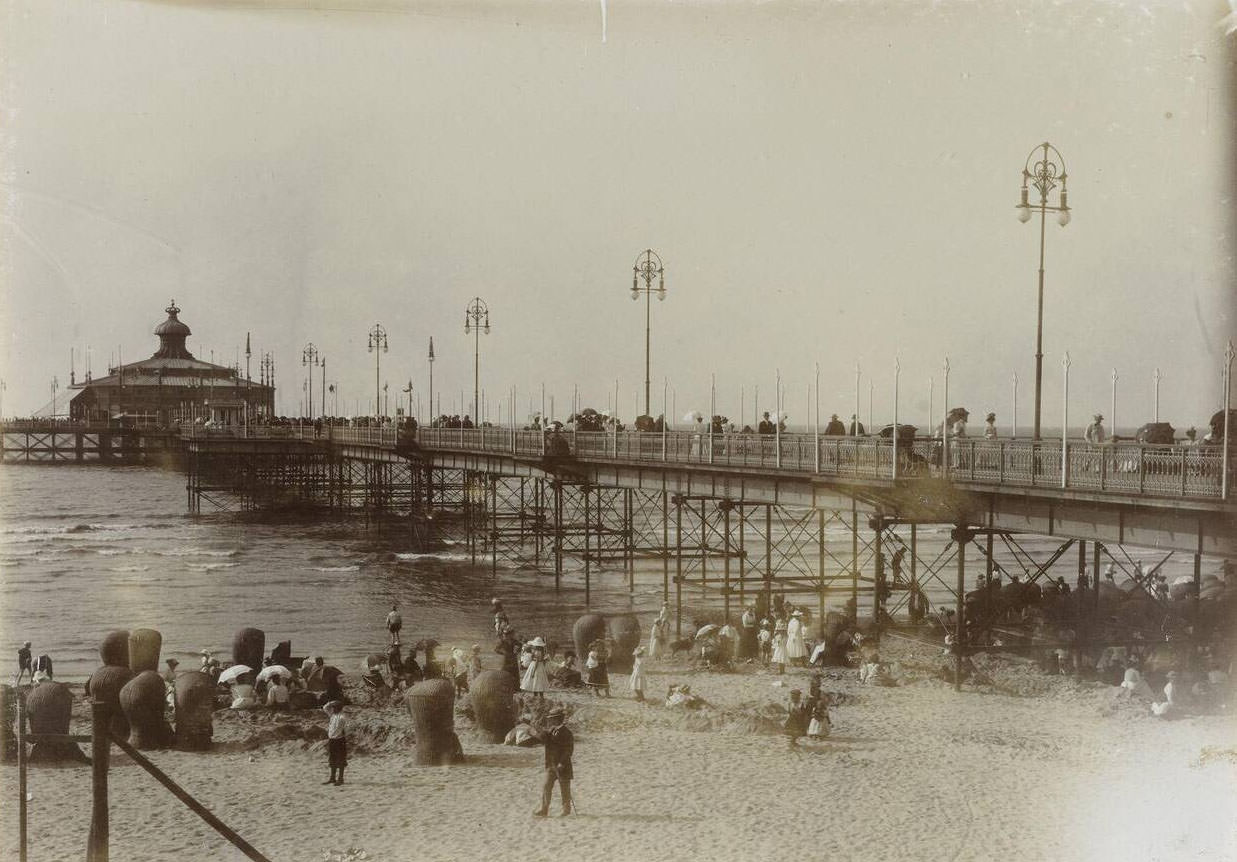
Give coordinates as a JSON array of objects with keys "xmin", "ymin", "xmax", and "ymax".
[{"xmin": 0, "ymin": 464, "xmax": 1221, "ymax": 681}]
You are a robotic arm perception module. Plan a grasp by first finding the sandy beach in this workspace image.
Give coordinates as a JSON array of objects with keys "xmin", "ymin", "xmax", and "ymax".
[{"xmin": 4, "ymin": 641, "xmax": 1235, "ymax": 862}]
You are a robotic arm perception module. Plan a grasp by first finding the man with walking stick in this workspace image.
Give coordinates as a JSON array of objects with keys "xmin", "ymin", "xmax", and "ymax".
[{"xmin": 533, "ymin": 706, "xmax": 574, "ymax": 817}]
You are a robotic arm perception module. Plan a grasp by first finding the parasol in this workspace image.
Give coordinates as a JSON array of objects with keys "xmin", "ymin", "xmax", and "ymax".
[
  {"xmin": 218, "ymin": 664, "xmax": 252, "ymax": 685},
  {"xmin": 361, "ymin": 654, "xmax": 387, "ymax": 673},
  {"xmin": 694, "ymin": 624, "xmax": 719, "ymax": 639},
  {"xmin": 256, "ymin": 665, "xmax": 291, "ymax": 683},
  {"xmin": 321, "ymin": 665, "xmax": 345, "ymax": 681},
  {"xmin": 416, "ymin": 638, "xmax": 440, "ymax": 651},
  {"xmin": 683, "ymin": 410, "xmax": 702, "ymax": 422}
]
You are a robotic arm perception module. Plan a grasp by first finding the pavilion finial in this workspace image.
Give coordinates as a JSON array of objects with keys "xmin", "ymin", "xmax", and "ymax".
[{"xmin": 166, "ymin": 299, "xmax": 180, "ymax": 317}]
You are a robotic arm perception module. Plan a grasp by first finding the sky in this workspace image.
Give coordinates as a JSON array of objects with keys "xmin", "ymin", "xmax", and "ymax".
[{"xmin": 2, "ymin": 0, "xmax": 1235, "ymax": 432}]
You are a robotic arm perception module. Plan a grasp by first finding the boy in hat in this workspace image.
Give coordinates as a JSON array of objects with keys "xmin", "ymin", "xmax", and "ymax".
[
  {"xmin": 323, "ymin": 700, "xmax": 348, "ymax": 785},
  {"xmin": 163, "ymin": 658, "xmax": 180, "ymax": 684},
  {"xmin": 984, "ymin": 412, "xmax": 998, "ymax": 440},
  {"xmin": 534, "ymin": 706, "xmax": 574, "ymax": 817}
]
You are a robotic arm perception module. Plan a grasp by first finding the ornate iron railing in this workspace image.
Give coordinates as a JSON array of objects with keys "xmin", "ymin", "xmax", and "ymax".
[{"xmin": 178, "ymin": 424, "xmax": 1231, "ymax": 501}]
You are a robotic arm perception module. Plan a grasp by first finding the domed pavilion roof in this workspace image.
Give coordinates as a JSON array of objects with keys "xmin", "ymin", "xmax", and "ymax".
[{"xmin": 152, "ymin": 300, "xmax": 195, "ymax": 359}]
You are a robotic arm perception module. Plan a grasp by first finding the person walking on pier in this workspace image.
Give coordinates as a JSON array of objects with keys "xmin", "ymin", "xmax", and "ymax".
[
  {"xmin": 984, "ymin": 412, "xmax": 998, "ymax": 440},
  {"xmin": 15, "ymin": 641, "xmax": 32, "ymax": 685},
  {"xmin": 825, "ymin": 414, "xmax": 846, "ymax": 436},
  {"xmin": 386, "ymin": 604, "xmax": 403, "ymax": 646},
  {"xmin": 758, "ymin": 412, "xmax": 775, "ymax": 435},
  {"xmin": 533, "ymin": 706, "xmax": 574, "ymax": 817},
  {"xmin": 1085, "ymin": 414, "xmax": 1107, "ymax": 443}
]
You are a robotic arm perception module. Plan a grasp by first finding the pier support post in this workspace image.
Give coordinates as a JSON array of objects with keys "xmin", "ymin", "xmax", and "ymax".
[
  {"xmin": 764, "ymin": 504, "xmax": 773, "ymax": 620},
  {"xmin": 86, "ymin": 700, "xmax": 111, "ymax": 862},
  {"xmin": 817, "ymin": 510, "xmax": 826, "ymax": 625},
  {"xmin": 850, "ymin": 500, "xmax": 859, "ymax": 622},
  {"xmin": 675, "ymin": 495, "xmax": 684, "ymax": 637},
  {"xmin": 584, "ymin": 485, "xmax": 592, "ymax": 606},
  {"xmin": 553, "ymin": 482, "xmax": 563, "ymax": 592},
  {"xmin": 953, "ymin": 526, "xmax": 970, "ymax": 692},
  {"xmin": 700, "ymin": 498, "xmax": 708, "ymax": 602},
  {"xmin": 490, "ymin": 475, "xmax": 498, "ymax": 578},
  {"xmin": 662, "ymin": 490, "xmax": 670, "ymax": 604},
  {"xmin": 625, "ymin": 488, "xmax": 634, "ymax": 594},
  {"xmin": 738, "ymin": 504, "xmax": 747, "ymax": 608},
  {"xmin": 872, "ymin": 517, "xmax": 884, "ymax": 627},
  {"xmin": 722, "ymin": 500, "xmax": 732, "ymax": 621}
]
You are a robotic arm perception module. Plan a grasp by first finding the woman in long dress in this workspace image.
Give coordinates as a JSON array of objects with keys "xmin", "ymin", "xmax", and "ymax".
[
  {"xmin": 648, "ymin": 604, "xmax": 669, "ymax": 660},
  {"xmin": 786, "ymin": 610, "xmax": 807, "ymax": 667},
  {"xmin": 628, "ymin": 646, "xmax": 646, "ymax": 702},
  {"xmin": 520, "ymin": 637, "xmax": 550, "ymax": 698}
]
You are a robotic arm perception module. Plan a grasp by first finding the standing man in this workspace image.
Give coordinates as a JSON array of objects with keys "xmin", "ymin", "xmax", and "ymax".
[
  {"xmin": 533, "ymin": 706, "xmax": 574, "ymax": 817},
  {"xmin": 16, "ymin": 641, "xmax": 32, "ymax": 685},
  {"xmin": 386, "ymin": 604, "xmax": 402, "ymax": 646},
  {"xmin": 1085, "ymin": 413, "xmax": 1106, "ymax": 443}
]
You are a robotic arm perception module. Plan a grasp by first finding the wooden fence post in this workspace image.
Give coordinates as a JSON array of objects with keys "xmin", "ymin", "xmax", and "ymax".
[{"xmin": 86, "ymin": 700, "xmax": 111, "ymax": 862}]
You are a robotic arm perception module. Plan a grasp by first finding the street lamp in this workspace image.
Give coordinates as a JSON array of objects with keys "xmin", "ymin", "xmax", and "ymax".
[
  {"xmin": 427, "ymin": 337, "xmax": 435, "ymax": 424},
  {"xmin": 630, "ymin": 249, "xmax": 666, "ymax": 418},
  {"xmin": 301, "ymin": 343, "xmax": 319, "ymax": 418},
  {"xmin": 367, "ymin": 324, "xmax": 388, "ymax": 422},
  {"xmin": 51, "ymin": 376, "xmax": 58, "ymax": 421},
  {"xmin": 463, "ymin": 298, "xmax": 490, "ymax": 423},
  {"xmin": 1016, "ymin": 141, "xmax": 1071, "ymax": 441},
  {"xmin": 403, "ymin": 379, "xmax": 414, "ymax": 420}
]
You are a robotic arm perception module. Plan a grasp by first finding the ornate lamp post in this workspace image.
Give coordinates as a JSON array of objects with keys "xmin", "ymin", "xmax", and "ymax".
[
  {"xmin": 463, "ymin": 298, "xmax": 490, "ymax": 422},
  {"xmin": 301, "ymin": 343, "xmax": 319, "ymax": 418},
  {"xmin": 403, "ymin": 379, "xmax": 414, "ymax": 420},
  {"xmin": 51, "ymin": 376, "xmax": 58, "ymax": 421},
  {"xmin": 1016, "ymin": 141, "xmax": 1071, "ymax": 441},
  {"xmin": 367, "ymin": 324, "xmax": 388, "ymax": 422},
  {"xmin": 427, "ymin": 337, "xmax": 435, "ymax": 423},
  {"xmin": 630, "ymin": 249, "xmax": 666, "ymax": 418}
]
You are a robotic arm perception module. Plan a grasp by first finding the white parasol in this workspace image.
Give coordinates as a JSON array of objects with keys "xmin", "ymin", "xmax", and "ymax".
[
  {"xmin": 256, "ymin": 665, "xmax": 291, "ymax": 683},
  {"xmin": 694, "ymin": 624, "xmax": 720, "ymax": 639},
  {"xmin": 683, "ymin": 410, "xmax": 702, "ymax": 422},
  {"xmin": 218, "ymin": 664, "xmax": 252, "ymax": 685}
]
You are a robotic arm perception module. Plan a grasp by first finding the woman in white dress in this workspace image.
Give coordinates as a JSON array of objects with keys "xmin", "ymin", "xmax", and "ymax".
[
  {"xmin": 785, "ymin": 610, "xmax": 807, "ymax": 666},
  {"xmin": 648, "ymin": 604, "xmax": 669, "ymax": 660},
  {"xmin": 520, "ymin": 637, "xmax": 550, "ymax": 698},
  {"xmin": 628, "ymin": 646, "xmax": 647, "ymax": 702},
  {"xmin": 771, "ymin": 619, "xmax": 788, "ymax": 675}
]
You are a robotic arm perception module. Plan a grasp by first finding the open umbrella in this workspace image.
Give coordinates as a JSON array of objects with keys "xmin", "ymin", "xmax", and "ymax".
[
  {"xmin": 218, "ymin": 664, "xmax": 252, "ymax": 685},
  {"xmin": 361, "ymin": 653, "xmax": 387, "ymax": 673},
  {"xmin": 256, "ymin": 665, "xmax": 291, "ymax": 683},
  {"xmin": 416, "ymin": 638, "xmax": 440, "ymax": 651},
  {"xmin": 683, "ymin": 410, "xmax": 702, "ymax": 422},
  {"xmin": 694, "ymin": 624, "xmax": 719, "ymax": 639},
  {"xmin": 320, "ymin": 665, "xmax": 344, "ymax": 681}
]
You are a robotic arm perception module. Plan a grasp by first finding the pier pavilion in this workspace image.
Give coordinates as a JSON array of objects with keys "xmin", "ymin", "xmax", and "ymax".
[{"xmin": 67, "ymin": 301, "xmax": 274, "ymax": 425}]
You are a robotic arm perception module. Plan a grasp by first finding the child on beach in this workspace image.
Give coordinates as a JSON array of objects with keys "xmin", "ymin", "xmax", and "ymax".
[
  {"xmin": 771, "ymin": 619, "xmax": 788, "ymax": 675},
  {"xmin": 784, "ymin": 689, "xmax": 809, "ymax": 748},
  {"xmin": 521, "ymin": 637, "xmax": 550, "ymax": 698},
  {"xmin": 628, "ymin": 646, "xmax": 646, "ymax": 702},
  {"xmin": 757, "ymin": 620, "xmax": 772, "ymax": 665},
  {"xmin": 807, "ymin": 693, "xmax": 831, "ymax": 740},
  {"xmin": 585, "ymin": 645, "xmax": 610, "ymax": 697},
  {"xmin": 323, "ymin": 700, "xmax": 348, "ymax": 786}
]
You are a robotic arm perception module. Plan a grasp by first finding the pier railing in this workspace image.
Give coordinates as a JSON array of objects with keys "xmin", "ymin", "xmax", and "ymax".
[
  {"xmin": 180, "ymin": 424, "xmax": 1231, "ymax": 501},
  {"xmin": 411, "ymin": 428, "xmax": 1229, "ymax": 501}
]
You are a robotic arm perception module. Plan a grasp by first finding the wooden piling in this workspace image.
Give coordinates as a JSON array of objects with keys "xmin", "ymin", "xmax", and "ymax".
[{"xmin": 86, "ymin": 700, "xmax": 111, "ymax": 862}]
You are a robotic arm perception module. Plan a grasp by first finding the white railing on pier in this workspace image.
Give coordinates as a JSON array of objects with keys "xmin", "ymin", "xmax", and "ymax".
[{"xmin": 180, "ymin": 424, "xmax": 1231, "ymax": 501}]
